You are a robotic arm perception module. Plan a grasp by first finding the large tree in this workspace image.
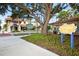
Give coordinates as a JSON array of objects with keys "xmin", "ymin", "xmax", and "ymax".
[
  {"xmin": 14, "ymin": 3, "xmax": 65, "ymax": 34},
  {"xmin": 57, "ymin": 3, "xmax": 79, "ymax": 21},
  {"xmin": 0, "ymin": 3, "xmax": 69, "ymax": 34},
  {"xmin": 57, "ymin": 10, "xmax": 70, "ymax": 21}
]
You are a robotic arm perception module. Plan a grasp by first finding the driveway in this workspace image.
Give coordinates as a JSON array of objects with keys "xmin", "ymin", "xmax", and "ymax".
[{"xmin": 0, "ymin": 35, "xmax": 58, "ymax": 56}]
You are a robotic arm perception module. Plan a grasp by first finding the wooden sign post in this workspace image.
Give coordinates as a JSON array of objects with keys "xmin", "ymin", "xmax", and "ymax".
[
  {"xmin": 70, "ymin": 32, "xmax": 74, "ymax": 49},
  {"xmin": 61, "ymin": 33, "xmax": 65, "ymax": 44},
  {"xmin": 59, "ymin": 23, "xmax": 77, "ymax": 49}
]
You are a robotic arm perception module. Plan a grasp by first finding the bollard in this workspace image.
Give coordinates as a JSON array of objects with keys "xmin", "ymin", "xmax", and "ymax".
[
  {"xmin": 61, "ymin": 33, "xmax": 65, "ymax": 44},
  {"xmin": 70, "ymin": 32, "xmax": 74, "ymax": 49}
]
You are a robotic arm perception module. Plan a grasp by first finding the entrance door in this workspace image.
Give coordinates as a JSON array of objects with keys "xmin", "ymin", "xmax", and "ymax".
[{"xmin": 13, "ymin": 24, "xmax": 18, "ymax": 32}]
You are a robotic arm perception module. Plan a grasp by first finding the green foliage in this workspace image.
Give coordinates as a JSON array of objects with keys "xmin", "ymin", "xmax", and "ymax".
[
  {"xmin": 11, "ymin": 9, "xmax": 29, "ymax": 19},
  {"xmin": 22, "ymin": 34, "xmax": 79, "ymax": 56},
  {"xmin": 58, "ymin": 10, "xmax": 69, "ymax": 20},
  {"xmin": 74, "ymin": 13, "xmax": 79, "ymax": 17},
  {"xmin": 69, "ymin": 3, "xmax": 79, "ymax": 10},
  {"xmin": 47, "ymin": 25, "xmax": 51, "ymax": 30}
]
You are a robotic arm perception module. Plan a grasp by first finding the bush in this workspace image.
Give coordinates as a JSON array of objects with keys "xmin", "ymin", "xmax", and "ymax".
[{"xmin": 47, "ymin": 25, "xmax": 51, "ymax": 30}]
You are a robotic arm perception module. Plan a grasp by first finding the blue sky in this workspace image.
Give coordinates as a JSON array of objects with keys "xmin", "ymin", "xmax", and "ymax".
[
  {"xmin": 0, "ymin": 11, "xmax": 12, "ymax": 24},
  {"xmin": 49, "ymin": 4, "xmax": 71, "ymax": 23}
]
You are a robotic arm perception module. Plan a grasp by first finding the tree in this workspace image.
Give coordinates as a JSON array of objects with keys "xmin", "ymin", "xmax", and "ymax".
[
  {"xmin": 57, "ymin": 10, "xmax": 70, "ymax": 21},
  {"xmin": 69, "ymin": 3, "xmax": 79, "ymax": 14},
  {"xmin": 74, "ymin": 13, "xmax": 79, "ymax": 17},
  {"xmin": 57, "ymin": 3, "xmax": 79, "ymax": 22},
  {"xmin": 0, "ymin": 3, "xmax": 67, "ymax": 34},
  {"xmin": 14, "ymin": 3, "xmax": 65, "ymax": 34}
]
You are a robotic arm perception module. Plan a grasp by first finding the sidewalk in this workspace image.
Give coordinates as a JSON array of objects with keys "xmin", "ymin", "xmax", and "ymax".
[{"xmin": 0, "ymin": 36, "xmax": 58, "ymax": 56}]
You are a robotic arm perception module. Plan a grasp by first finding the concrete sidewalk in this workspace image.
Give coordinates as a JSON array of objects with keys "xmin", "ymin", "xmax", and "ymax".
[{"xmin": 0, "ymin": 36, "xmax": 58, "ymax": 56}]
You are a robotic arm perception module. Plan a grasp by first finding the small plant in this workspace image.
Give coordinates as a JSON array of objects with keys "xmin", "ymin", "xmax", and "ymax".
[{"xmin": 22, "ymin": 34, "xmax": 79, "ymax": 56}]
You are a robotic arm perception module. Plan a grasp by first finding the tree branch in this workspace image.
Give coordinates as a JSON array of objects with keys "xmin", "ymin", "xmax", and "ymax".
[{"xmin": 14, "ymin": 3, "xmax": 32, "ymax": 14}]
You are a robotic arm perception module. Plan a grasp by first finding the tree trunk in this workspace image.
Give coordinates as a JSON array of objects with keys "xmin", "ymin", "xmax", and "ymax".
[
  {"xmin": 40, "ymin": 24, "xmax": 48, "ymax": 34},
  {"xmin": 42, "ymin": 13, "xmax": 50, "ymax": 34},
  {"xmin": 42, "ymin": 20, "xmax": 49, "ymax": 34},
  {"xmin": 41, "ymin": 25, "xmax": 44, "ymax": 33},
  {"xmin": 41, "ymin": 4, "xmax": 51, "ymax": 34}
]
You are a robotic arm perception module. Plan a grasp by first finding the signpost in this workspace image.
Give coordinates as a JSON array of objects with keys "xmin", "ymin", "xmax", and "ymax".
[
  {"xmin": 59, "ymin": 23, "xmax": 77, "ymax": 49},
  {"xmin": 61, "ymin": 33, "xmax": 65, "ymax": 44},
  {"xmin": 70, "ymin": 32, "xmax": 74, "ymax": 49}
]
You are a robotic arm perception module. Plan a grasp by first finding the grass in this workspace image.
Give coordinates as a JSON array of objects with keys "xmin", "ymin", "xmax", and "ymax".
[{"xmin": 22, "ymin": 33, "xmax": 79, "ymax": 56}]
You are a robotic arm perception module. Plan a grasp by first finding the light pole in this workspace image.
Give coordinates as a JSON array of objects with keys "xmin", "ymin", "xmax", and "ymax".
[{"xmin": 0, "ymin": 20, "xmax": 2, "ymax": 32}]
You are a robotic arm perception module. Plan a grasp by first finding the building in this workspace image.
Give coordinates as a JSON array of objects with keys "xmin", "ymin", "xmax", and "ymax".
[
  {"xmin": 4, "ymin": 16, "xmax": 40, "ymax": 32},
  {"xmin": 50, "ymin": 17, "xmax": 79, "ymax": 34},
  {"xmin": 5, "ymin": 16, "xmax": 28, "ymax": 32}
]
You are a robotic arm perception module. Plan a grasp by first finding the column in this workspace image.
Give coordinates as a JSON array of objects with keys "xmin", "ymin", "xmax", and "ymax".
[
  {"xmin": 61, "ymin": 33, "xmax": 65, "ymax": 44},
  {"xmin": 7, "ymin": 25, "xmax": 11, "ymax": 32}
]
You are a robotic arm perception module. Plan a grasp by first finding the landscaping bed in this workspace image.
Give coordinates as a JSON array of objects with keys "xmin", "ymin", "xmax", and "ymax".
[{"xmin": 22, "ymin": 33, "xmax": 79, "ymax": 56}]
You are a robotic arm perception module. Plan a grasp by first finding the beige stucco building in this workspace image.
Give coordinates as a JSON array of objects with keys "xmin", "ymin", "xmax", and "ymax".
[
  {"xmin": 50, "ymin": 17, "xmax": 79, "ymax": 34},
  {"xmin": 4, "ymin": 16, "xmax": 40, "ymax": 32},
  {"xmin": 5, "ymin": 16, "xmax": 26, "ymax": 32}
]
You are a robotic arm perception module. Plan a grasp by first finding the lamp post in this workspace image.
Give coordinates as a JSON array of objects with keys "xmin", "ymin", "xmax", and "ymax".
[
  {"xmin": 61, "ymin": 33, "xmax": 65, "ymax": 44},
  {"xmin": 0, "ymin": 20, "xmax": 2, "ymax": 32}
]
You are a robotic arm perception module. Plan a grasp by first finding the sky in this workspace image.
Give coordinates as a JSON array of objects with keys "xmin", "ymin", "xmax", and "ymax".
[
  {"xmin": 0, "ymin": 3, "xmax": 71, "ymax": 25},
  {"xmin": 0, "ymin": 0, "xmax": 52, "ymax": 3},
  {"xmin": 0, "ymin": 11, "xmax": 12, "ymax": 25},
  {"xmin": 0, "ymin": 0, "xmax": 79, "ymax": 3},
  {"xmin": 49, "ymin": 4, "xmax": 71, "ymax": 23}
]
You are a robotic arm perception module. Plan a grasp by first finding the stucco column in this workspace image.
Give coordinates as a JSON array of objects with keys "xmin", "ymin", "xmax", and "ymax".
[
  {"xmin": 12, "ymin": 26, "xmax": 15, "ymax": 32},
  {"xmin": 7, "ymin": 25, "xmax": 11, "ymax": 32},
  {"xmin": 7, "ymin": 22, "xmax": 11, "ymax": 33},
  {"xmin": 18, "ymin": 25, "xmax": 21, "ymax": 31}
]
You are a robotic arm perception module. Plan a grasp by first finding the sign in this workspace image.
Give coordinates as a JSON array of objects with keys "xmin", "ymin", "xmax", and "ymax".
[
  {"xmin": 27, "ymin": 24, "xmax": 33, "ymax": 30},
  {"xmin": 59, "ymin": 23, "xmax": 77, "ymax": 34}
]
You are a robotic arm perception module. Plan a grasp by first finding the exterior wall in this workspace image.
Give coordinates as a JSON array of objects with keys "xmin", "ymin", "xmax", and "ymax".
[
  {"xmin": 5, "ymin": 17, "xmax": 41, "ymax": 32},
  {"xmin": 52, "ymin": 22, "xmax": 79, "ymax": 34},
  {"xmin": 52, "ymin": 25, "xmax": 60, "ymax": 34},
  {"xmin": 76, "ymin": 23, "xmax": 79, "ymax": 33}
]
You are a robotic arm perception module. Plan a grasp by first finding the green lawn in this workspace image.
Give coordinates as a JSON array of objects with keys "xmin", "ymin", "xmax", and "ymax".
[{"xmin": 22, "ymin": 33, "xmax": 79, "ymax": 56}]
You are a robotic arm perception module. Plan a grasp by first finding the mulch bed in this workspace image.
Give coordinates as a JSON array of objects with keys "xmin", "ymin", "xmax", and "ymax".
[{"xmin": 22, "ymin": 33, "xmax": 79, "ymax": 56}]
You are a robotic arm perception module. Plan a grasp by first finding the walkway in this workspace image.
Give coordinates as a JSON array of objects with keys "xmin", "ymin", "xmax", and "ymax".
[{"xmin": 0, "ymin": 35, "xmax": 58, "ymax": 56}]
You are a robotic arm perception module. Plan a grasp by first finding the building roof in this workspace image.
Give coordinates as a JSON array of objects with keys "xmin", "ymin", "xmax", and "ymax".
[
  {"xmin": 50, "ymin": 17, "xmax": 79, "ymax": 26},
  {"xmin": 6, "ymin": 16, "xmax": 12, "ymax": 21}
]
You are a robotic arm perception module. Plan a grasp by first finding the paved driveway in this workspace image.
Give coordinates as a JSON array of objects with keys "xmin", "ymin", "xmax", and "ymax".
[{"xmin": 0, "ymin": 35, "xmax": 58, "ymax": 56}]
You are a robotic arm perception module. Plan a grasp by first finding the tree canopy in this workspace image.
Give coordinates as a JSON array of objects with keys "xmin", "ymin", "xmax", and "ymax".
[{"xmin": 0, "ymin": 3, "xmax": 79, "ymax": 34}]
